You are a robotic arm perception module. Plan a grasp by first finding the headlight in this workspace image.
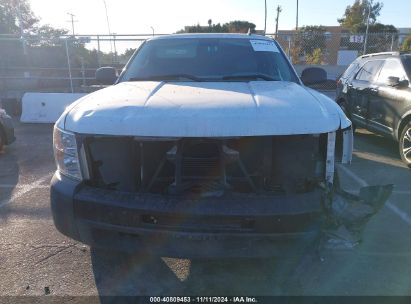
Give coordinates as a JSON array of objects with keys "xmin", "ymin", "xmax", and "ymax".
[{"xmin": 53, "ymin": 127, "xmax": 82, "ymax": 180}]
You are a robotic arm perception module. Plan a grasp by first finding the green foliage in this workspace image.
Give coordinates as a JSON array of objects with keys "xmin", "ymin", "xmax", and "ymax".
[
  {"xmin": 225, "ymin": 21, "xmax": 256, "ymax": 33},
  {"xmin": 356, "ymin": 23, "xmax": 397, "ymax": 34},
  {"xmin": 295, "ymin": 26, "xmax": 327, "ymax": 57},
  {"xmin": 306, "ymin": 48, "xmax": 324, "ymax": 65},
  {"xmin": 338, "ymin": 0, "xmax": 383, "ymax": 32},
  {"xmin": 400, "ymin": 32, "xmax": 411, "ymax": 52},
  {"xmin": 177, "ymin": 20, "xmax": 256, "ymax": 34},
  {"xmin": 0, "ymin": 0, "xmax": 39, "ymax": 34},
  {"xmin": 29, "ymin": 25, "xmax": 69, "ymax": 47}
]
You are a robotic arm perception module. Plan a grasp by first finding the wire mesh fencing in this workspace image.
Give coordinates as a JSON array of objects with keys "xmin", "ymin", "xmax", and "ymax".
[{"xmin": 0, "ymin": 31, "xmax": 409, "ymax": 97}]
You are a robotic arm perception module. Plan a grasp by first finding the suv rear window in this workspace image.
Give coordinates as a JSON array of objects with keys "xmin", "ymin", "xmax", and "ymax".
[
  {"xmin": 377, "ymin": 59, "xmax": 407, "ymax": 83},
  {"xmin": 355, "ymin": 60, "xmax": 384, "ymax": 82}
]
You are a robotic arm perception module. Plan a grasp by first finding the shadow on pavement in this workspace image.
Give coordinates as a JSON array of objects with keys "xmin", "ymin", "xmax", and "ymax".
[
  {"xmin": 91, "ymin": 247, "xmax": 318, "ymax": 300},
  {"xmin": 0, "ymin": 143, "xmax": 19, "ymax": 222},
  {"xmin": 354, "ymin": 130, "xmax": 400, "ymax": 160}
]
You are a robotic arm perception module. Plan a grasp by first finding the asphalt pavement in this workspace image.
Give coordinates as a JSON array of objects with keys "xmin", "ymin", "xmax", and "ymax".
[{"xmin": 1, "ymin": 116, "xmax": 411, "ymax": 297}]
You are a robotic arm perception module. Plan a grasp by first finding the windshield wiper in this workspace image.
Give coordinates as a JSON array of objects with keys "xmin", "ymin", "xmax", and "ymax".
[
  {"xmin": 129, "ymin": 74, "xmax": 202, "ymax": 82},
  {"xmin": 221, "ymin": 74, "xmax": 279, "ymax": 81}
]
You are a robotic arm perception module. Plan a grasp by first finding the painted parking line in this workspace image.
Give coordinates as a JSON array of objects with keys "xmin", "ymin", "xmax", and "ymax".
[
  {"xmin": 0, "ymin": 184, "xmax": 50, "ymax": 189},
  {"xmin": 343, "ymin": 189, "xmax": 411, "ymax": 195},
  {"xmin": 338, "ymin": 165, "xmax": 411, "ymax": 227},
  {"xmin": 0, "ymin": 175, "xmax": 52, "ymax": 209}
]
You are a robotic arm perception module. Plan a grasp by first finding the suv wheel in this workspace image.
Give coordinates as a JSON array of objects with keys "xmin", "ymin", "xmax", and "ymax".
[{"xmin": 399, "ymin": 122, "xmax": 411, "ymax": 167}]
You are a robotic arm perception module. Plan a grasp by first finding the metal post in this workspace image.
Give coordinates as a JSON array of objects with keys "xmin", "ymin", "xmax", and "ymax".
[
  {"xmin": 64, "ymin": 39, "xmax": 74, "ymax": 93},
  {"xmin": 363, "ymin": 1, "xmax": 372, "ymax": 55},
  {"xmin": 264, "ymin": 0, "xmax": 267, "ymax": 35},
  {"xmin": 67, "ymin": 13, "xmax": 77, "ymax": 36},
  {"xmin": 391, "ymin": 33, "xmax": 395, "ymax": 51},
  {"xmin": 16, "ymin": 5, "xmax": 27, "ymax": 56},
  {"xmin": 296, "ymin": 0, "xmax": 299, "ymax": 30},
  {"xmin": 288, "ymin": 37, "xmax": 292, "ymax": 59},
  {"xmin": 97, "ymin": 35, "xmax": 101, "ymax": 67},
  {"xmin": 80, "ymin": 57, "xmax": 86, "ymax": 87},
  {"xmin": 16, "ymin": 3, "xmax": 29, "ymax": 74},
  {"xmin": 275, "ymin": 6, "xmax": 282, "ymax": 39},
  {"xmin": 113, "ymin": 34, "xmax": 118, "ymax": 63},
  {"xmin": 102, "ymin": 0, "xmax": 114, "ymax": 57}
]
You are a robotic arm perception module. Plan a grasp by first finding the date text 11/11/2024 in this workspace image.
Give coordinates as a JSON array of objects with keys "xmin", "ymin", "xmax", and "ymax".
[{"xmin": 149, "ymin": 297, "xmax": 258, "ymax": 303}]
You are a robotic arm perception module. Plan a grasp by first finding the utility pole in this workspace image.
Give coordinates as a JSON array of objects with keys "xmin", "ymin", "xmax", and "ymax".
[
  {"xmin": 66, "ymin": 13, "xmax": 78, "ymax": 36},
  {"xmin": 363, "ymin": 0, "xmax": 372, "ymax": 55},
  {"xmin": 16, "ymin": 2, "xmax": 30, "ymax": 73},
  {"xmin": 113, "ymin": 32, "xmax": 118, "ymax": 63},
  {"xmin": 296, "ymin": 0, "xmax": 299, "ymax": 30},
  {"xmin": 102, "ymin": 0, "xmax": 114, "ymax": 57},
  {"xmin": 275, "ymin": 5, "xmax": 282, "ymax": 39},
  {"xmin": 264, "ymin": 0, "xmax": 267, "ymax": 35}
]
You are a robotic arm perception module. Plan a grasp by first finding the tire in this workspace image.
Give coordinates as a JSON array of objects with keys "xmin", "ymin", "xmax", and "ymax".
[{"xmin": 399, "ymin": 122, "xmax": 411, "ymax": 167}]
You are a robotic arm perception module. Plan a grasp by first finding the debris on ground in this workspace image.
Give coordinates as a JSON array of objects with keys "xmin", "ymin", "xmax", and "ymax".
[
  {"xmin": 322, "ymin": 184, "xmax": 394, "ymax": 250},
  {"xmin": 44, "ymin": 286, "xmax": 50, "ymax": 295}
]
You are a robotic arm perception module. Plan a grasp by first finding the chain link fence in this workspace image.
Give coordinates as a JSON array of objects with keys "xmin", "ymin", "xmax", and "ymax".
[{"xmin": 0, "ymin": 31, "xmax": 409, "ymax": 113}]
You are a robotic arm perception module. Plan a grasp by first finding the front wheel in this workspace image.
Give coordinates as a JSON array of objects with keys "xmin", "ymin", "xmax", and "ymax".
[{"xmin": 399, "ymin": 122, "xmax": 411, "ymax": 167}]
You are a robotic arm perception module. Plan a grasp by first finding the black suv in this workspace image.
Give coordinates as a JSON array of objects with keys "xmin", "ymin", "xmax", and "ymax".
[{"xmin": 336, "ymin": 52, "xmax": 411, "ymax": 166}]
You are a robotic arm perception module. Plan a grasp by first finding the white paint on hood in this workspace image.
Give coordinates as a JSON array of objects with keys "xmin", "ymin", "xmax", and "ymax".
[{"xmin": 61, "ymin": 81, "xmax": 350, "ymax": 137}]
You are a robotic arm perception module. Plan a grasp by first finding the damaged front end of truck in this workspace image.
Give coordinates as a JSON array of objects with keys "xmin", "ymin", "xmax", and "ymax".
[{"xmin": 51, "ymin": 121, "xmax": 393, "ymax": 258}]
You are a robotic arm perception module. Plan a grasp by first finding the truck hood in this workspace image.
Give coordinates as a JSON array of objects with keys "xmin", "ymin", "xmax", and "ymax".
[{"xmin": 61, "ymin": 81, "xmax": 351, "ymax": 137}]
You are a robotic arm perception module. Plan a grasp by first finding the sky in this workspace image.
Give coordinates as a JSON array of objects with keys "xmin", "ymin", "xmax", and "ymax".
[{"xmin": 29, "ymin": 0, "xmax": 411, "ymax": 53}]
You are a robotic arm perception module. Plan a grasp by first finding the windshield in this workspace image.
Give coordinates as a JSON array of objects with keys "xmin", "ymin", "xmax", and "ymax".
[{"xmin": 120, "ymin": 38, "xmax": 299, "ymax": 83}]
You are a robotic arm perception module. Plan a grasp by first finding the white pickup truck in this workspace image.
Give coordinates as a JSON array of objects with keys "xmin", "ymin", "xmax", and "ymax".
[{"xmin": 51, "ymin": 34, "xmax": 353, "ymax": 258}]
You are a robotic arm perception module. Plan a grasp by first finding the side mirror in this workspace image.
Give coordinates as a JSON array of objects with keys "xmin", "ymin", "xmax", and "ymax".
[
  {"xmin": 96, "ymin": 67, "xmax": 118, "ymax": 85},
  {"xmin": 387, "ymin": 76, "xmax": 409, "ymax": 89},
  {"xmin": 301, "ymin": 67, "xmax": 327, "ymax": 86},
  {"xmin": 387, "ymin": 76, "xmax": 400, "ymax": 87}
]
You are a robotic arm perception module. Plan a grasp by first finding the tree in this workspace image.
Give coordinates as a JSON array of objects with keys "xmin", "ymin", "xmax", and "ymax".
[
  {"xmin": 225, "ymin": 21, "xmax": 256, "ymax": 33},
  {"xmin": 401, "ymin": 32, "xmax": 411, "ymax": 52},
  {"xmin": 338, "ymin": 0, "xmax": 383, "ymax": 32},
  {"xmin": 305, "ymin": 48, "xmax": 325, "ymax": 65},
  {"xmin": 177, "ymin": 20, "xmax": 256, "ymax": 34},
  {"xmin": 0, "ymin": 0, "xmax": 39, "ymax": 34},
  {"xmin": 30, "ymin": 25, "xmax": 68, "ymax": 46},
  {"xmin": 294, "ymin": 26, "xmax": 327, "ymax": 57}
]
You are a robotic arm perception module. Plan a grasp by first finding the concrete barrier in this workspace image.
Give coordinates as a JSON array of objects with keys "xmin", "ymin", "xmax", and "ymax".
[
  {"xmin": 20, "ymin": 93, "xmax": 87, "ymax": 123},
  {"xmin": 294, "ymin": 65, "xmax": 348, "ymax": 81}
]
